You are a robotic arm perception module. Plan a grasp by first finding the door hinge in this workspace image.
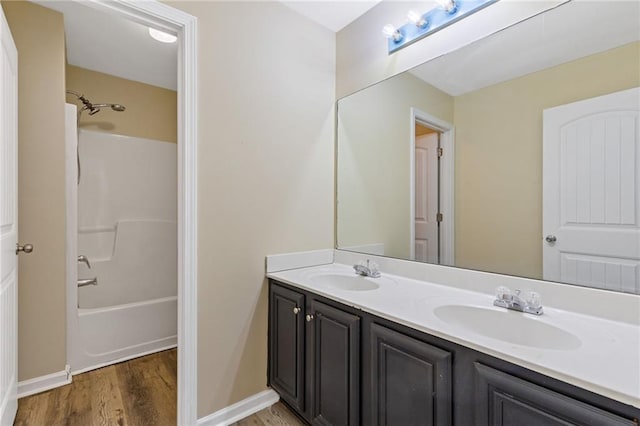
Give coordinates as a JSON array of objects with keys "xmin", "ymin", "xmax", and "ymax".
[
  {"xmin": 437, "ymin": 147, "xmax": 443, "ymax": 158},
  {"xmin": 436, "ymin": 213, "xmax": 443, "ymax": 223}
]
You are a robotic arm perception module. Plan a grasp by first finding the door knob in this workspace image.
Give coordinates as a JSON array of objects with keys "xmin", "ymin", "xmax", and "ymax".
[
  {"xmin": 16, "ymin": 243, "xmax": 34, "ymax": 254},
  {"xmin": 306, "ymin": 314, "xmax": 314, "ymax": 322},
  {"xmin": 545, "ymin": 235, "xmax": 557, "ymax": 243},
  {"xmin": 293, "ymin": 307, "xmax": 301, "ymax": 315}
]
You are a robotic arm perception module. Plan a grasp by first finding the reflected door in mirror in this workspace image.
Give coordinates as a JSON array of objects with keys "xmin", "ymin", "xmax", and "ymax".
[
  {"xmin": 415, "ymin": 131, "xmax": 440, "ymax": 263},
  {"xmin": 543, "ymin": 88, "xmax": 640, "ymax": 294}
]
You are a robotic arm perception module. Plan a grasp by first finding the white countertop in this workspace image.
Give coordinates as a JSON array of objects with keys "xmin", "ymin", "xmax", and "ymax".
[{"xmin": 267, "ymin": 262, "xmax": 640, "ymax": 409}]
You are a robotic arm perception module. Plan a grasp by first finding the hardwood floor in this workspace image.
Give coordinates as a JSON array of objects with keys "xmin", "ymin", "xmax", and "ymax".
[
  {"xmin": 14, "ymin": 349, "xmax": 177, "ymax": 426},
  {"xmin": 232, "ymin": 402, "xmax": 304, "ymax": 426},
  {"xmin": 15, "ymin": 349, "xmax": 303, "ymax": 426}
]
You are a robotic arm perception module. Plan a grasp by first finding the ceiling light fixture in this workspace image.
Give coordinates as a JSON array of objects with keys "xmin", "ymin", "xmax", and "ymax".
[
  {"xmin": 383, "ymin": 0, "xmax": 500, "ymax": 55},
  {"xmin": 148, "ymin": 27, "xmax": 177, "ymax": 44}
]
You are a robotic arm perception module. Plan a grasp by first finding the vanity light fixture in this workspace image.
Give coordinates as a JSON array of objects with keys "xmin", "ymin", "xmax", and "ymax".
[
  {"xmin": 435, "ymin": 0, "xmax": 458, "ymax": 14},
  {"xmin": 407, "ymin": 11, "xmax": 428, "ymax": 29},
  {"xmin": 382, "ymin": 24, "xmax": 403, "ymax": 42},
  {"xmin": 148, "ymin": 27, "xmax": 177, "ymax": 44},
  {"xmin": 383, "ymin": 0, "xmax": 499, "ymax": 54}
]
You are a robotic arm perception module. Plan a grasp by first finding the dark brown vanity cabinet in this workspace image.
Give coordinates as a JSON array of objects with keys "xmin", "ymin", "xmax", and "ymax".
[
  {"xmin": 369, "ymin": 323, "xmax": 452, "ymax": 426},
  {"xmin": 268, "ymin": 281, "xmax": 361, "ymax": 425},
  {"xmin": 308, "ymin": 300, "xmax": 361, "ymax": 425},
  {"xmin": 268, "ymin": 279, "xmax": 640, "ymax": 426},
  {"xmin": 268, "ymin": 283, "xmax": 305, "ymax": 412},
  {"xmin": 474, "ymin": 363, "xmax": 637, "ymax": 426}
]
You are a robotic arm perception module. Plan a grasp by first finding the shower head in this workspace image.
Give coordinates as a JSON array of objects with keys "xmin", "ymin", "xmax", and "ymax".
[
  {"xmin": 66, "ymin": 90, "xmax": 126, "ymax": 116},
  {"xmin": 91, "ymin": 103, "xmax": 127, "ymax": 113}
]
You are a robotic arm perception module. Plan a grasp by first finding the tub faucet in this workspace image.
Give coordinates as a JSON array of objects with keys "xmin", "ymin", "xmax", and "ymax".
[
  {"xmin": 78, "ymin": 255, "xmax": 91, "ymax": 269},
  {"xmin": 353, "ymin": 259, "xmax": 381, "ymax": 278},
  {"xmin": 494, "ymin": 287, "xmax": 543, "ymax": 316},
  {"xmin": 78, "ymin": 277, "xmax": 98, "ymax": 287}
]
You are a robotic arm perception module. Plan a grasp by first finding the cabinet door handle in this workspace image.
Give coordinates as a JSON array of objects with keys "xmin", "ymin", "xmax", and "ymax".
[
  {"xmin": 293, "ymin": 307, "xmax": 301, "ymax": 315},
  {"xmin": 306, "ymin": 314, "xmax": 314, "ymax": 322}
]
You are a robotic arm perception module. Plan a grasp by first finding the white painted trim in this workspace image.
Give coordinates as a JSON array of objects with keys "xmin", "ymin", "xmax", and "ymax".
[
  {"xmin": 64, "ymin": 103, "xmax": 79, "ymax": 390},
  {"xmin": 440, "ymin": 127, "xmax": 455, "ymax": 267},
  {"xmin": 266, "ymin": 249, "xmax": 334, "ymax": 273},
  {"xmin": 18, "ymin": 365, "xmax": 72, "ymax": 399},
  {"xmin": 409, "ymin": 108, "xmax": 455, "ymax": 266},
  {"xmin": 409, "ymin": 113, "xmax": 416, "ymax": 260},
  {"xmin": 65, "ymin": 2, "xmax": 198, "ymax": 425},
  {"xmin": 197, "ymin": 390, "xmax": 279, "ymax": 426}
]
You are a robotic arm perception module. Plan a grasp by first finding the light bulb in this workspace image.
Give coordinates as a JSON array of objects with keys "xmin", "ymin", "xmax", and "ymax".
[
  {"xmin": 435, "ymin": 0, "xmax": 457, "ymax": 13},
  {"xmin": 407, "ymin": 10, "xmax": 427, "ymax": 28},
  {"xmin": 148, "ymin": 27, "xmax": 177, "ymax": 44},
  {"xmin": 382, "ymin": 24, "xmax": 403, "ymax": 42}
]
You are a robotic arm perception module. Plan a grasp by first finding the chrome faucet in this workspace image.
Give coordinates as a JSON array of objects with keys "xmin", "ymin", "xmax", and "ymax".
[
  {"xmin": 353, "ymin": 259, "xmax": 381, "ymax": 278},
  {"xmin": 494, "ymin": 287, "xmax": 543, "ymax": 315}
]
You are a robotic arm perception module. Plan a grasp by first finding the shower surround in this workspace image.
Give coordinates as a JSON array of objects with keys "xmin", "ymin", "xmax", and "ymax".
[{"xmin": 67, "ymin": 123, "xmax": 177, "ymax": 373}]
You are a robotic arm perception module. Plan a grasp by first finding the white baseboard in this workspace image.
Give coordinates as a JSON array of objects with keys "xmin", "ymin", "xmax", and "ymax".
[
  {"xmin": 197, "ymin": 389, "xmax": 279, "ymax": 426},
  {"xmin": 18, "ymin": 365, "xmax": 72, "ymax": 399}
]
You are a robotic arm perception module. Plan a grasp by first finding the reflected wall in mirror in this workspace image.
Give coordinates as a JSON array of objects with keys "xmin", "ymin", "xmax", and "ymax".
[{"xmin": 336, "ymin": 0, "xmax": 640, "ymax": 294}]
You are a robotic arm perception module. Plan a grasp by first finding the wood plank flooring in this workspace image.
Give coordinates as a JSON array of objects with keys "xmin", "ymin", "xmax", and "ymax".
[
  {"xmin": 14, "ymin": 349, "xmax": 177, "ymax": 426},
  {"xmin": 15, "ymin": 349, "xmax": 303, "ymax": 426},
  {"xmin": 231, "ymin": 402, "xmax": 304, "ymax": 426}
]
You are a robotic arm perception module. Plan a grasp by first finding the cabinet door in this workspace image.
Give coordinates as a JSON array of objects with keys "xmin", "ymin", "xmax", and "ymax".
[
  {"xmin": 269, "ymin": 283, "xmax": 305, "ymax": 412},
  {"xmin": 309, "ymin": 300, "xmax": 360, "ymax": 426},
  {"xmin": 370, "ymin": 324, "xmax": 452, "ymax": 426},
  {"xmin": 474, "ymin": 363, "xmax": 637, "ymax": 426}
]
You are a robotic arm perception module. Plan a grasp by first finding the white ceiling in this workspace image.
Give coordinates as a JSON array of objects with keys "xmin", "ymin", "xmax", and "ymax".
[
  {"xmin": 280, "ymin": 1, "xmax": 382, "ymax": 32},
  {"xmin": 32, "ymin": 0, "xmax": 178, "ymax": 91},
  {"xmin": 409, "ymin": 1, "xmax": 640, "ymax": 96},
  {"xmin": 32, "ymin": 0, "xmax": 379, "ymax": 92},
  {"xmin": 32, "ymin": 1, "xmax": 638, "ymax": 97}
]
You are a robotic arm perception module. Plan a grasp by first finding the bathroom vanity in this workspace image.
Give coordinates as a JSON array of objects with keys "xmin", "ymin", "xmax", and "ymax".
[{"xmin": 267, "ymin": 262, "xmax": 640, "ymax": 426}]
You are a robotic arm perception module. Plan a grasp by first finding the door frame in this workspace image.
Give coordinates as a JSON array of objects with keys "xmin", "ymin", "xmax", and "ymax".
[
  {"xmin": 67, "ymin": 1, "xmax": 198, "ymax": 424},
  {"xmin": 409, "ymin": 108, "xmax": 455, "ymax": 266}
]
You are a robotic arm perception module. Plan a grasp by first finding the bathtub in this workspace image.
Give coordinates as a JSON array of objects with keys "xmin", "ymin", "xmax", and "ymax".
[
  {"xmin": 71, "ymin": 296, "xmax": 177, "ymax": 374},
  {"xmin": 65, "ymin": 117, "xmax": 178, "ymax": 374}
]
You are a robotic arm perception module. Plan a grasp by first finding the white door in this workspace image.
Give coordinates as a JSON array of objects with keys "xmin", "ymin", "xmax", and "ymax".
[
  {"xmin": 0, "ymin": 7, "xmax": 18, "ymax": 426},
  {"xmin": 543, "ymin": 87, "xmax": 640, "ymax": 293},
  {"xmin": 415, "ymin": 133, "xmax": 439, "ymax": 263}
]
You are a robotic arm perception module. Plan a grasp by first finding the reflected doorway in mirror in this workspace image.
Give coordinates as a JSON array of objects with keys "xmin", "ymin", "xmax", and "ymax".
[{"xmin": 410, "ymin": 108, "xmax": 455, "ymax": 266}]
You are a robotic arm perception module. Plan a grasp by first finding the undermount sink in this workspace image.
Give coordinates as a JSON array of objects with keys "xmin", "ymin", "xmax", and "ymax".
[
  {"xmin": 434, "ymin": 305, "xmax": 582, "ymax": 350},
  {"xmin": 309, "ymin": 273, "xmax": 389, "ymax": 291}
]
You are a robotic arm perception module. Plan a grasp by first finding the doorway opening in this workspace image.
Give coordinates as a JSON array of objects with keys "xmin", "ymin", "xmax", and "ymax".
[
  {"xmin": 3, "ymin": 1, "xmax": 197, "ymax": 424},
  {"xmin": 410, "ymin": 108, "xmax": 455, "ymax": 266}
]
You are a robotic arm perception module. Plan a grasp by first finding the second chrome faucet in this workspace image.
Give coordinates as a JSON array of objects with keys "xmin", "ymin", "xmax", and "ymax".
[
  {"xmin": 494, "ymin": 286, "xmax": 543, "ymax": 315},
  {"xmin": 353, "ymin": 259, "xmax": 381, "ymax": 278}
]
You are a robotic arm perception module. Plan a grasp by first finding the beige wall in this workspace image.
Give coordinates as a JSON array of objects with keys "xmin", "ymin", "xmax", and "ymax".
[
  {"xmin": 2, "ymin": 0, "xmax": 67, "ymax": 381},
  {"xmin": 166, "ymin": 1, "xmax": 335, "ymax": 417},
  {"xmin": 337, "ymin": 73, "xmax": 453, "ymax": 258},
  {"xmin": 5, "ymin": 1, "xmax": 335, "ymax": 418},
  {"xmin": 66, "ymin": 65, "xmax": 177, "ymax": 143},
  {"xmin": 454, "ymin": 42, "xmax": 640, "ymax": 278}
]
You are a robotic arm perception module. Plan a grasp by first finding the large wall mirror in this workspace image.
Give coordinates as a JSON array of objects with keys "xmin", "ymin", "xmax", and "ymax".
[{"xmin": 336, "ymin": 0, "xmax": 640, "ymax": 294}]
